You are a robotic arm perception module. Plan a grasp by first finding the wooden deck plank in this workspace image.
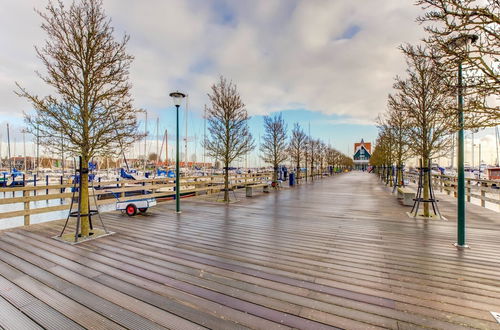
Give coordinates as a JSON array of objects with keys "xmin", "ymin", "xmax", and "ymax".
[
  {"xmin": 0, "ymin": 294, "xmax": 42, "ymax": 330},
  {"xmin": 0, "ymin": 242, "xmax": 165, "ymax": 330},
  {"xmin": 0, "ymin": 172, "xmax": 499, "ymax": 329},
  {"xmin": 0, "ymin": 233, "xmax": 204, "ymax": 330},
  {"xmin": 6, "ymin": 231, "xmax": 280, "ymax": 330},
  {"xmin": 0, "ymin": 275, "xmax": 85, "ymax": 330}
]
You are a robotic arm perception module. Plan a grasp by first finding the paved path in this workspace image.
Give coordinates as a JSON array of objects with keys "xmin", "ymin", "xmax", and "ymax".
[{"xmin": 0, "ymin": 172, "xmax": 499, "ymax": 329}]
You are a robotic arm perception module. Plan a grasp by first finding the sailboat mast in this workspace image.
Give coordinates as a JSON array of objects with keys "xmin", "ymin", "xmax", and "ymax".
[
  {"xmin": 156, "ymin": 117, "xmax": 159, "ymax": 165},
  {"xmin": 144, "ymin": 111, "xmax": 148, "ymax": 172},
  {"xmin": 61, "ymin": 132, "xmax": 64, "ymax": 176},
  {"xmin": 36, "ymin": 126, "xmax": 40, "ymax": 174},
  {"xmin": 496, "ymin": 126, "xmax": 499, "ymax": 167},
  {"xmin": 203, "ymin": 107, "xmax": 206, "ymax": 167},
  {"xmin": 185, "ymin": 95, "xmax": 189, "ymax": 167},
  {"xmin": 23, "ymin": 130, "xmax": 26, "ymax": 172},
  {"xmin": 165, "ymin": 129, "xmax": 168, "ymax": 167},
  {"xmin": 0, "ymin": 131, "xmax": 2, "ymax": 169},
  {"xmin": 7, "ymin": 123, "xmax": 12, "ymax": 171}
]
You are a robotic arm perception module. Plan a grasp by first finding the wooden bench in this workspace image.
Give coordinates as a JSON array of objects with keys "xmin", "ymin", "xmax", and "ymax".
[
  {"xmin": 246, "ymin": 183, "xmax": 270, "ymax": 197},
  {"xmin": 397, "ymin": 187, "xmax": 416, "ymax": 206}
]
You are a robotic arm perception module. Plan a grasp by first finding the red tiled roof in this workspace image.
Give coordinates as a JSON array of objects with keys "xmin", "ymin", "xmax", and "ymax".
[{"xmin": 354, "ymin": 141, "xmax": 371, "ymax": 153}]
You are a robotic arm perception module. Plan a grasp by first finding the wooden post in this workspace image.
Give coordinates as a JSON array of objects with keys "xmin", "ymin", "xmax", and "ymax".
[
  {"xmin": 120, "ymin": 182, "xmax": 125, "ymax": 198},
  {"xmin": 481, "ymin": 189, "xmax": 486, "ymax": 208},
  {"xmin": 23, "ymin": 189, "xmax": 30, "ymax": 226}
]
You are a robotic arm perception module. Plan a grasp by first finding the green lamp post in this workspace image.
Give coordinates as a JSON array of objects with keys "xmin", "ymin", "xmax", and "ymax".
[
  {"xmin": 169, "ymin": 91, "xmax": 186, "ymax": 213},
  {"xmin": 448, "ymin": 34, "xmax": 477, "ymax": 249}
]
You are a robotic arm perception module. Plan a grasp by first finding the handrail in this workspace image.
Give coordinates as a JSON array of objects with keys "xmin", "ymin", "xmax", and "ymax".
[{"xmin": 0, "ymin": 172, "xmax": 274, "ymax": 224}]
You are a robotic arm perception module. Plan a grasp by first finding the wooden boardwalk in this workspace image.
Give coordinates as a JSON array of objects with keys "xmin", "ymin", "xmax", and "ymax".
[{"xmin": 0, "ymin": 172, "xmax": 499, "ymax": 329}]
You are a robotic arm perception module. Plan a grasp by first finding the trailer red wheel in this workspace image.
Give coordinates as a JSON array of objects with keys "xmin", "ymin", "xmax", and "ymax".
[
  {"xmin": 126, "ymin": 204, "xmax": 137, "ymax": 216},
  {"xmin": 138, "ymin": 208, "xmax": 148, "ymax": 213}
]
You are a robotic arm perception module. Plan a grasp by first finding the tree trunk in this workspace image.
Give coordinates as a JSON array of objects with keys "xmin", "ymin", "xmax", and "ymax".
[
  {"xmin": 79, "ymin": 155, "xmax": 90, "ymax": 236},
  {"xmin": 423, "ymin": 157, "xmax": 430, "ymax": 217},
  {"xmin": 296, "ymin": 160, "xmax": 300, "ymax": 183},
  {"xmin": 224, "ymin": 162, "xmax": 229, "ymax": 203},
  {"xmin": 273, "ymin": 165, "xmax": 278, "ymax": 184},
  {"xmin": 310, "ymin": 158, "xmax": 314, "ymax": 182},
  {"xmin": 305, "ymin": 155, "xmax": 308, "ymax": 182}
]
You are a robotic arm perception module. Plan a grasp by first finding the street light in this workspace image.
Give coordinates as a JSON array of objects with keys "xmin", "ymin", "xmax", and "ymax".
[
  {"xmin": 449, "ymin": 34, "xmax": 477, "ymax": 249},
  {"xmin": 169, "ymin": 91, "xmax": 186, "ymax": 213}
]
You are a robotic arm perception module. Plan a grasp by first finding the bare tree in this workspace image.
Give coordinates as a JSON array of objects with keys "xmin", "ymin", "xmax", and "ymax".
[
  {"xmin": 416, "ymin": 0, "xmax": 499, "ymax": 127},
  {"xmin": 260, "ymin": 113, "xmax": 288, "ymax": 183},
  {"xmin": 308, "ymin": 138, "xmax": 321, "ymax": 180},
  {"xmin": 288, "ymin": 123, "xmax": 307, "ymax": 182},
  {"xmin": 392, "ymin": 45, "xmax": 454, "ymax": 216},
  {"xmin": 17, "ymin": 0, "xmax": 142, "ymax": 237},
  {"xmin": 379, "ymin": 100, "xmax": 412, "ymax": 185},
  {"xmin": 204, "ymin": 76, "xmax": 255, "ymax": 202}
]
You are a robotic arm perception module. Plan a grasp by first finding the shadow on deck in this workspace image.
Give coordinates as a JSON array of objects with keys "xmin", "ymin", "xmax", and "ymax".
[{"xmin": 0, "ymin": 172, "xmax": 499, "ymax": 329}]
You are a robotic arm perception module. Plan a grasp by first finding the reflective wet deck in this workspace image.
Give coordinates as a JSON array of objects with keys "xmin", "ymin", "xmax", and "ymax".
[{"xmin": 0, "ymin": 172, "xmax": 499, "ymax": 329}]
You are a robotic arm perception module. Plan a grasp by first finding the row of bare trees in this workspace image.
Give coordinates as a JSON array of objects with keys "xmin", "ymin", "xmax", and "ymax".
[
  {"xmin": 287, "ymin": 123, "xmax": 353, "ymax": 183},
  {"xmin": 371, "ymin": 0, "xmax": 498, "ymax": 217},
  {"xmin": 203, "ymin": 76, "xmax": 353, "ymax": 201}
]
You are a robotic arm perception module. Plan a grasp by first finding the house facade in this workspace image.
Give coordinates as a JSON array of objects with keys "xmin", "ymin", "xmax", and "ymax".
[{"xmin": 353, "ymin": 139, "xmax": 371, "ymax": 170}]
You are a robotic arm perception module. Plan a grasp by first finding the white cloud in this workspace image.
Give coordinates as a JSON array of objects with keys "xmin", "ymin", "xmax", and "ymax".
[{"xmin": 1, "ymin": 0, "xmax": 425, "ymax": 122}]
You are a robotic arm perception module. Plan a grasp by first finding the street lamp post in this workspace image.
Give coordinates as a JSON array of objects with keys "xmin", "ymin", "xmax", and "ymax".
[
  {"xmin": 169, "ymin": 91, "xmax": 186, "ymax": 213},
  {"xmin": 449, "ymin": 34, "xmax": 477, "ymax": 249}
]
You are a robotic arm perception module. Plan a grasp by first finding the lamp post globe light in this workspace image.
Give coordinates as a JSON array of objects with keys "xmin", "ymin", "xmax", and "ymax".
[
  {"xmin": 449, "ymin": 34, "xmax": 477, "ymax": 249},
  {"xmin": 169, "ymin": 91, "xmax": 186, "ymax": 213}
]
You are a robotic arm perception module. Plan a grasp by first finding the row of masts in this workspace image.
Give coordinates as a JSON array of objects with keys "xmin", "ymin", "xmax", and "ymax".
[{"xmin": 2, "ymin": 117, "xmax": 499, "ymax": 172}]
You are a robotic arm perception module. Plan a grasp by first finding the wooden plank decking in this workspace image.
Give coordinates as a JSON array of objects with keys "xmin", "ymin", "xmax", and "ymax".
[{"xmin": 0, "ymin": 172, "xmax": 499, "ymax": 329}]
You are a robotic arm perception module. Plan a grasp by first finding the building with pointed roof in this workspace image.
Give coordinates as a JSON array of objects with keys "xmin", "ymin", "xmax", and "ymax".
[{"xmin": 353, "ymin": 139, "xmax": 371, "ymax": 170}]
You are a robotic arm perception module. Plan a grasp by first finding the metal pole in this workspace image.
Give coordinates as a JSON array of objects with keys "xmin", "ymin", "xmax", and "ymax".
[
  {"xmin": 456, "ymin": 61, "xmax": 467, "ymax": 248},
  {"xmin": 176, "ymin": 105, "xmax": 181, "ymax": 213}
]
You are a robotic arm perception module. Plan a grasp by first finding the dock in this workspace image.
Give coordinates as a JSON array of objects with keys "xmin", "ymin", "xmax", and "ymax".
[{"xmin": 0, "ymin": 172, "xmax": 499, "ymax": 329}]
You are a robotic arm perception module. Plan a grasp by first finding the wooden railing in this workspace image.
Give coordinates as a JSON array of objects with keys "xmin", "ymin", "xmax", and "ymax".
[
  {"xmin": 405, "ymin": 173, "xmax": 500, "ymax": 208},
  {"xmin": 0, "ymin": 172, "xmax": 273, "ymax": 226}
]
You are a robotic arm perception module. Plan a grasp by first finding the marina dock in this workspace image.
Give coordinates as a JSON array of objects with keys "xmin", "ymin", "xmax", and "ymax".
[{"xmin": 0, "ymin": 172, "xmax": 499, "ymax": 329}]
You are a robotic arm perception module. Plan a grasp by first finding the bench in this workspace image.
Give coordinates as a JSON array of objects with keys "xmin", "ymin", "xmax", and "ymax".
[
  {"xmin": 246, "ymin": 183, "xmax": 270, "ymax": 197},
  {"xmin": 397, "ymin": 187, "xmax": 416, "ymax": 206}
]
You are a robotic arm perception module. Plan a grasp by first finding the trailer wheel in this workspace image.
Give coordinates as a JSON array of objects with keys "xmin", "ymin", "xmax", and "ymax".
[
  {"xmin": 138, "ymin": 208, "xmax": 148, "ymax": 213},
  {"xmin": 126, "ymin": 204, "xmax": 137, "ymax": 216}
]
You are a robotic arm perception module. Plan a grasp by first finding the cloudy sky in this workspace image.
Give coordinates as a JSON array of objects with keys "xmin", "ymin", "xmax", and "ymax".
[{"xmin": 0, "ymin": 0, "xmax": 498, "ymax": 165}]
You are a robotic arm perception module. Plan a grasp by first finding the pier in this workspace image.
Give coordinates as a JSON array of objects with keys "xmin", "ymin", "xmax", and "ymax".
[{"xmin": 0, "ymin": 172, "xmax": 499, "ymax": 329}]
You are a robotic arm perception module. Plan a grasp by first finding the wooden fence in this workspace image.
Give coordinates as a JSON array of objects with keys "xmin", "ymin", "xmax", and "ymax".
[
  {"xmin": 405, "ymin": 173, "xmax": 500, "ymax": 208},
  {"xmin": 0, "ymin": 172, "xmax": 273, "ymax": 226}
]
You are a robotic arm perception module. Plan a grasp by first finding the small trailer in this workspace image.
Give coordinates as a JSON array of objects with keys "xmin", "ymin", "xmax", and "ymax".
[{"xmin": 107, "ymin": 191, "xmax": 157, "ymax": 216}]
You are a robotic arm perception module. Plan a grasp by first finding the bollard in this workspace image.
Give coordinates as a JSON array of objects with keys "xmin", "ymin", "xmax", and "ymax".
[
  {"xmin": 98, "ymin": 177, "xmax": 101, "ymax": 189},
  {"xmin": 34, "ymin": 174, "xmax": 37, "ymax": 196},
  {"xmin": 46, "ymin": 175, "xmax": 49, "ymax": 195},
  {"xmin": 60, "ymin": 176, "xmax": 64, "ymax": 193}
]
